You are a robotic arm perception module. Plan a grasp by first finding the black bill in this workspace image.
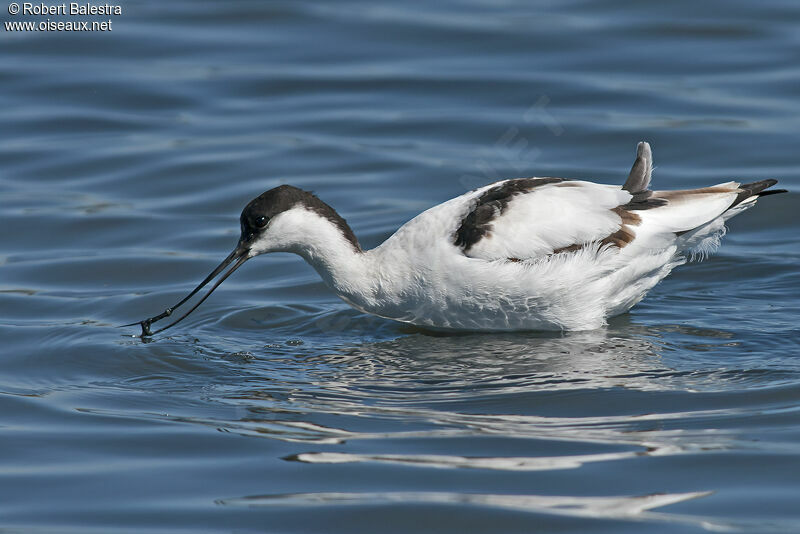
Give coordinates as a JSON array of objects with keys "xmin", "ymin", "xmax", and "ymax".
[{"xmin": 124, "ymin": 244, "xmax": 250, "ymax": 337}]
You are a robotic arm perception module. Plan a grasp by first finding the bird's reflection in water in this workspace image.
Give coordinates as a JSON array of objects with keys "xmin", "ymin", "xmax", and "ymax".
[
  {"xmin": 204, "ymin": 321, "xmax": 747, "ymax": 529},
  {"xmin": 217, "ymin": 490, "xmax": 720, "ymax": 529},
  {"xmin": 206, "ymin": 320, "xmax": 745, "ymax": 456}
]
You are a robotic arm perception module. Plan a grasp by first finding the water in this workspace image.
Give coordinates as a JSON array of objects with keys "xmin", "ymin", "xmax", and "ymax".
[{"xmin": 2, "ymin": 0, "xmax": 799, "ymax": 532}]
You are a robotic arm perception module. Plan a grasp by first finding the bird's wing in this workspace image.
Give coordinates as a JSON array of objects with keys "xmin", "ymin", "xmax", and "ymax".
[
  {"xmin": 453, "ymin": 178, "xmax": 633, "ymax": 261},
  {"xmin": 452, "ymin": 142, "xmax": 785, "ymax": 262}
]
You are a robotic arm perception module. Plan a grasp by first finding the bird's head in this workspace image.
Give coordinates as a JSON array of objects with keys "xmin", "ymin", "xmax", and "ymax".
[{"xmin": 127, "ymin": 185, "xmax": 359, "ymax": 336}]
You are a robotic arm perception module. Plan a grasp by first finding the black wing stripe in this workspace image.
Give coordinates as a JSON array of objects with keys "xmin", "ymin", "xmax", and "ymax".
[{"xmin": 454, "ymin": 178, "xmax": 565, "ymax": 251}]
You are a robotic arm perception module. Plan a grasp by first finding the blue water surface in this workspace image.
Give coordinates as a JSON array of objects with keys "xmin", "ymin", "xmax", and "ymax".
[{"xmin": 1, "ymin": 1, "xmax": 799, "ymax": 532}]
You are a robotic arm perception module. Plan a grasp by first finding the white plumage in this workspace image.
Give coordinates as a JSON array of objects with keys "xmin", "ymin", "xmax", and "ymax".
[{"xmin": 133, "ymin": 142, "xmax": 785, "ymax": 335}]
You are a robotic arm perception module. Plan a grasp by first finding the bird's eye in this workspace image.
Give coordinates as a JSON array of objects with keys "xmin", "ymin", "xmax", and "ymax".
[{"xmin": 254, "ymin": 216, "xmax": 268, "ymax": 228}]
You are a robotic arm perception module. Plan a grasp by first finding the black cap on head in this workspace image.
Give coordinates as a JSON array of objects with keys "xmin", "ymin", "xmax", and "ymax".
[
  {"xmin": 239, "ymin": 185, "xmax": 306, "ymax": 243},
  {"xmin": 239, "ymin": 185, "xmax": 360, "ymax": 251}
]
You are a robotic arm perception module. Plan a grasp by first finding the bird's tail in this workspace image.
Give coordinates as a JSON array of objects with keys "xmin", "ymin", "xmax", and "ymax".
[
  {"xmin": 678, "ymin": 179, "xmax": 787, "ymax": 260},
  {"xmin": 728, "ymin": 179, "xmax": 787, "ymax": 211}
]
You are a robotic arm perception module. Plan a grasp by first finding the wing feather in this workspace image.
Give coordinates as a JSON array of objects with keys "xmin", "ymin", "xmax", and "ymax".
[
  {"xmin": 622, "ymin": 142, "xmax": 653, "ymax": 193},
  {"xmin": 459, "ymin": 180, "xmax": 631, "ymax": 261}
]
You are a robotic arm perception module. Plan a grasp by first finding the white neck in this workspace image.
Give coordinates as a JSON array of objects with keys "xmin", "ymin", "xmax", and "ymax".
[
  {"xmin": 298, "ymin": 227, "xmax": 375, "ymax": 309},
  {"xmin": 252, "ymin": 207, "xmax": 378, "ymax": 310}
]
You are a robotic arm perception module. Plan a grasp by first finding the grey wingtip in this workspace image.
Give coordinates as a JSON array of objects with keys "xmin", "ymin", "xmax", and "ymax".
[{"xmin": 623, "ymin": 141, "xmax": 653, "ymax": 193}]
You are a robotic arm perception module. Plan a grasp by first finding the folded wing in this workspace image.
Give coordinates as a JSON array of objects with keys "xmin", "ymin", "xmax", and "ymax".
[{"xmin": 454, "ymin": 142, "xmax": 785, "ymax": 262}]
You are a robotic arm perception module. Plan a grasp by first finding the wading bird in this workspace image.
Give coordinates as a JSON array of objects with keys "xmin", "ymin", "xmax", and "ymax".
[{"xmin": 128, "ymin": 142, "xmax": 785, "ymax": 335}]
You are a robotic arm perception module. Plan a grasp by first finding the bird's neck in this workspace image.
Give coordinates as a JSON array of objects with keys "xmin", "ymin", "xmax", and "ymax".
[{"xmin": 289, "ymin": 211, "xmax": 378, "ymax": 310}]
